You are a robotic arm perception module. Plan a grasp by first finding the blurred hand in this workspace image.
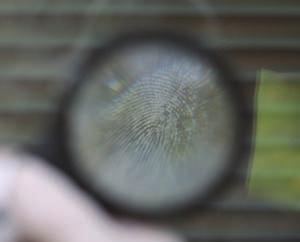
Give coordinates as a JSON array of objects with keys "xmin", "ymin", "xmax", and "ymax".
[{"xmin": 0, "ymin": 147, "xmax": 182, "ymax": 242}]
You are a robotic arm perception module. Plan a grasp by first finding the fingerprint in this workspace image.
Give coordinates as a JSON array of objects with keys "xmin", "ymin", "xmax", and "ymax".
[
  {"xmin": 69, "ymin": 43, "xmax": 236, "ymax": 211},
  {"xmin": 108, "ymin": 63, "xmax": 204, "ymax": 160}
]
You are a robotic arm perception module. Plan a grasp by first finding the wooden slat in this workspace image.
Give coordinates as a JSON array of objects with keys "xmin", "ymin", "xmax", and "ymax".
[
  {"xmin": 1, "ymin": 16, "xmax": 300, "ymax": 41},
  {"xmin": 0, "ymin": 2, "xmax": 299, "ymax": 17},
  {"xmin": 2, "ymin": 36, "xmax": 300, "ymax": 49},
  {"xmin": 0, "ymin": 112, "xmax": 53, "ymax": 145}
]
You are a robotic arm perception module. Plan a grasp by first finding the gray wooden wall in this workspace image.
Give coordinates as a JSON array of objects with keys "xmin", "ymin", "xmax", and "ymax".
[{"xmin": 1, "ymin": 0, "xmax": 300, "ymax": 241}]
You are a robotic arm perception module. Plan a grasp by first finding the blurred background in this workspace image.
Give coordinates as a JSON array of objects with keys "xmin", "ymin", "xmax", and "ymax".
[{"xmin": 0, "ymin": 0, "xmax": 300, "ymax": 241}]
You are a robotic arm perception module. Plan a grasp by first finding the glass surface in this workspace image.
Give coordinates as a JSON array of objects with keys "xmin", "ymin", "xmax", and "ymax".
[{"xmin": 69, "ymin": 41, "xmax": 237, "ymax": 212}]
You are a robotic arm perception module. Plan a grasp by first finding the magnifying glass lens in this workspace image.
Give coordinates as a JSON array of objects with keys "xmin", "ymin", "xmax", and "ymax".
[{"xmin": 68, "ymin": 40, "xmax": 238, "ymax": 213}]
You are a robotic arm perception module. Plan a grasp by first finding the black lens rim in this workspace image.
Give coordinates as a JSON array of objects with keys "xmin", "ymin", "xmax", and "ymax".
[{"xmin": 52, "ymin": 30, "xmax": 252, "ymax": 219}]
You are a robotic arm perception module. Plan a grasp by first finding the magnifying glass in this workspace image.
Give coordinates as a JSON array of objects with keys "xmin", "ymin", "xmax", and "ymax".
[{"xmin": 31, "ymin": 31, "xmax": 251, "ymax": 218}]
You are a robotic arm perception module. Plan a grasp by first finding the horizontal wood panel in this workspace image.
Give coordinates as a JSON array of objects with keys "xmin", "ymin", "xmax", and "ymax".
[
  {"xmin": 1, "ymin": 16, "xmax": 300, "ymax": 40},
  {"xmin": 0, "ymin": 1, "xmax": 299, "ymax": 17},
  {"xmin": 0, "ymin": 113, "xmax": 53, "ymax": 144},
  {"xmin": 2, "ymin": 37, "xmax": 300, "ymax": 50}
]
